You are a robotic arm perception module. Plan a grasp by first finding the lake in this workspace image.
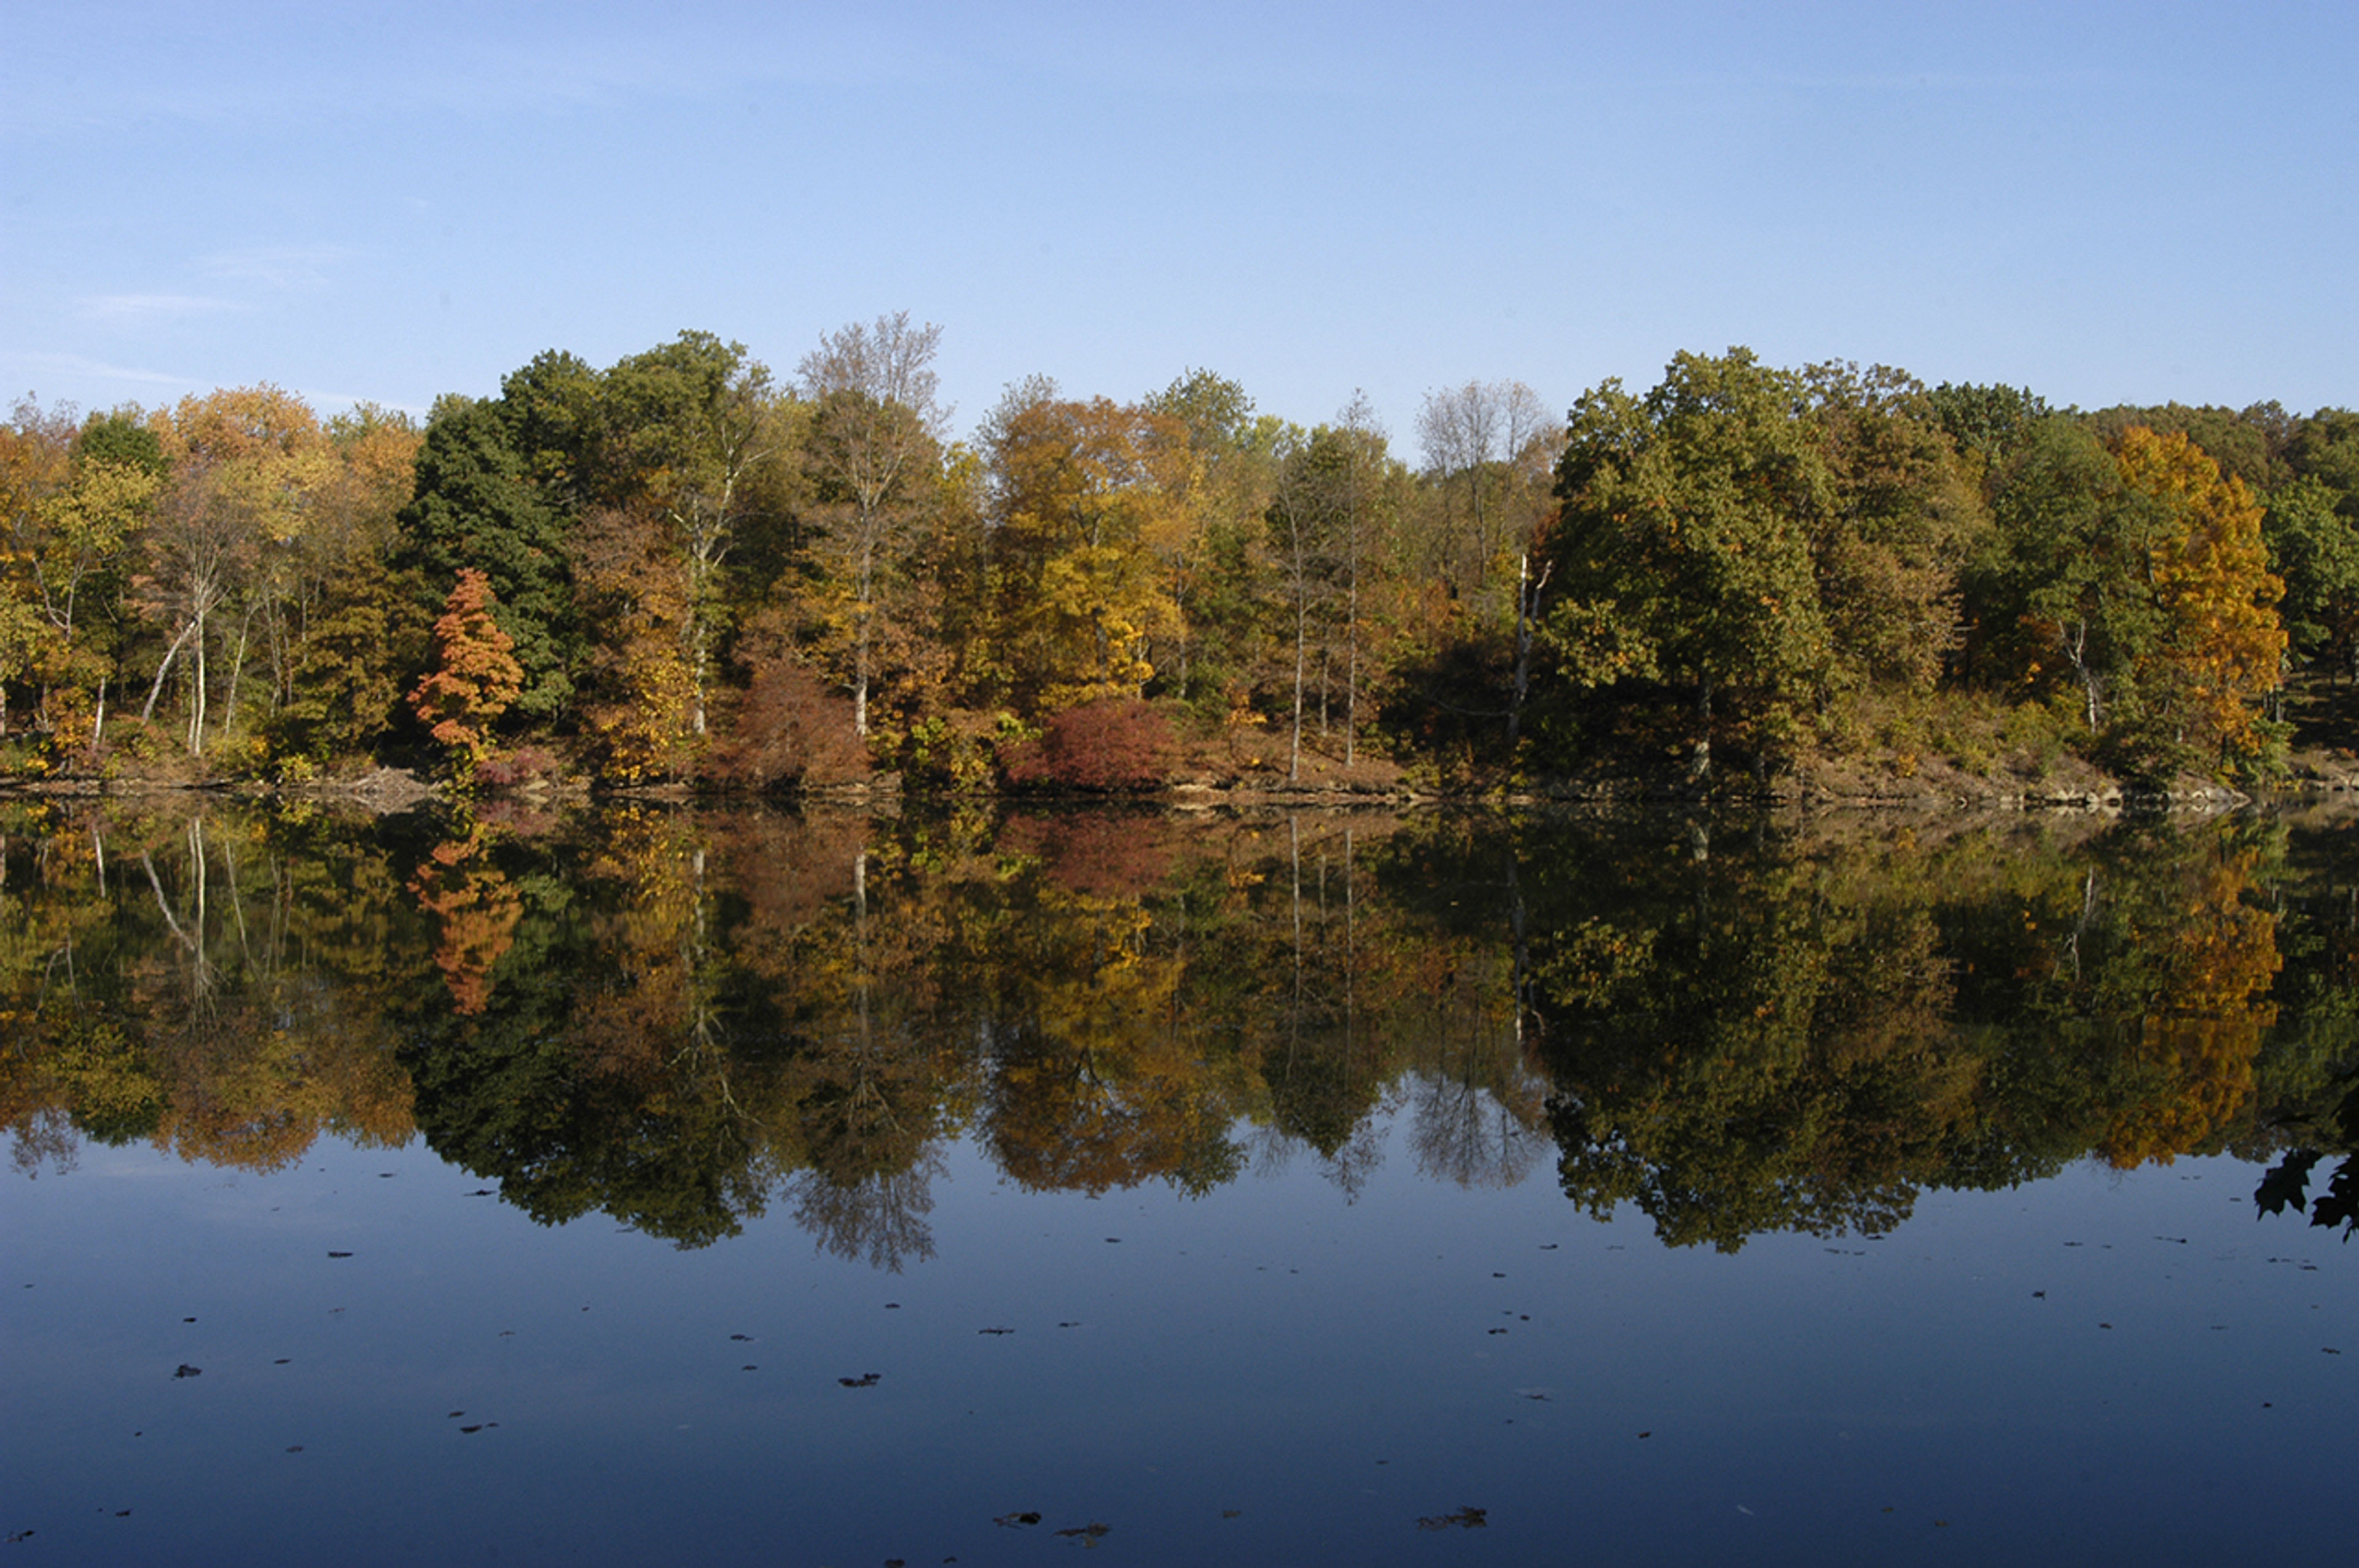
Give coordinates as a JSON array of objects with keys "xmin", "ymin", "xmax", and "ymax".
[{"xmin": 2, "ymin": 798, "xmax": 2352, "ymax": 1565}]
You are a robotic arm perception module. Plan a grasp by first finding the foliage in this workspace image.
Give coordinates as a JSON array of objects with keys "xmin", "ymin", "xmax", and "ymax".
[
  {"xmin": 2110, "ymin": 427, "xmax": 2285, "ymax": 775},
  {"xmin": 708, "ymin": 647, "xmax": 871, "ymax": 790},
  {"xmin": 1002, "ymin": 698, "xmax": 1177, "ymax": 790},
  {"xmin": 1544, "ymin": 349, "xmax": 1837, "ymax": 776},
  {"xmin": 409, "ymin": 568, "xmax": 525, "ymax": 775},
  {"xmin": 391, "ymin": 392, "xmax": 584, "ymax": 722}
]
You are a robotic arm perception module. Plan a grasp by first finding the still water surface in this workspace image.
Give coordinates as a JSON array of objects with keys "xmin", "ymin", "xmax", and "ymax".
[{"xmin": 2, "ymin": 801, "xmax": 2352, "ymax": 1564}]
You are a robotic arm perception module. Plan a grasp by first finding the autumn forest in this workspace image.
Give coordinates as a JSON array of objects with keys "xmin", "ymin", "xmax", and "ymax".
[{"xmin": 7, "ymin": 319, "xmax": 2357, "ymax": 797}]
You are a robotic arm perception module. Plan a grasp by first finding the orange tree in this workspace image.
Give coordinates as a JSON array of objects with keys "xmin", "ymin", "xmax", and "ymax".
[{"xmin": 410, "ymin": 568, "xmax": 524, "ymax": 778}]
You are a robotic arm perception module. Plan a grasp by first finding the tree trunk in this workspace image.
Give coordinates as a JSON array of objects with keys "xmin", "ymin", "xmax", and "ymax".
[
  {"xmin": 142, "ymin": 617, "xmax": 201, "ymax": 726},
  {"xmin": 1289, "ymin": 597, "xmax": 1307, "ymax": 781},
  {"xmin": 1690, "ymin": 679, "xmax": 1714, "ymax": 781},
  {"xmin": 1508, "ymin": 554, "xmax": 1550, "ymax": 746}
]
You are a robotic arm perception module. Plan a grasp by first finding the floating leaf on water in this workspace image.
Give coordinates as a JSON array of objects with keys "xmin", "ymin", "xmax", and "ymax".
[
  {"xmin": 172, "ymin": 1365, "xmax": 201, "ymax": 1379},
  {"xmin": 460, "ymin": 1426, "xmax": 482, "ymax": 1434},
  {"xmin": 327, "ymin": 1252, "xmax": 352, "ymax": 1259},
  {"xmin": 1053, "ymin": 1523, "xmax": 1109, "ymax": 1540},
  {"xmin": 840, "ymin": 1373, "xmax": 881, "ymax": 1387},
  {"xmin": 1415, "ymin": 1507, "xmax": 1487, "ymax": 1531},
  {"xmin": 992, "ymin": 1511, "xmax": 1042, "ymax": 1528}
]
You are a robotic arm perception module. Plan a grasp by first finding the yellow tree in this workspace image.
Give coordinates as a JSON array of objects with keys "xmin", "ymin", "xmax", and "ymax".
[
  {"xmin": 0, "ymin": 402, "xmax": 76, "ymax": 738},
  {"xmin": 985, "ymin": 392, "xmax": 1188, "ymax": 713},
  {"xmin": 797, "ymin": 313, "xmax": 949, "ymax": 739},
  {"xmin": 2115, "ymin": 426, "xmax": 2286, "ymax": 768},
  {"xmin": 141, "ymin": 387, "xmax": 339, "ymax": 754},
  {"xmin": 574, "ymin": 503, "xmax": 697, "ymax": 781}
]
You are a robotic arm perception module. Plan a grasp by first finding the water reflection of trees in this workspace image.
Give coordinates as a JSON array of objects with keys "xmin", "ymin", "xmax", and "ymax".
[
  {"xmin": 4, "ymin": 799, "xmax": 2355, "ymax": 1259},
  {"xmin": 1515, "ymin": 818, "xmax": 2302, "ymax": 1249}
]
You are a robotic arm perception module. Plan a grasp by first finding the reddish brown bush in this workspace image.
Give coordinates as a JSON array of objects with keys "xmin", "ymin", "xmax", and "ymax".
[
  {"xmin": 1002, "ymin": 698, "xmax": 1176, "ymax": 791},
  {"xmin": 708, "ymin": 658, "xmax": 871, "ymax": 789}
]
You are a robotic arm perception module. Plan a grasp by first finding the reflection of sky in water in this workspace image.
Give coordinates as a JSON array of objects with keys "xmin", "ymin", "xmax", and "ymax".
[{"xmin": 7, "ymin": 1110, "xmax": 2349, "ymax": 1566}]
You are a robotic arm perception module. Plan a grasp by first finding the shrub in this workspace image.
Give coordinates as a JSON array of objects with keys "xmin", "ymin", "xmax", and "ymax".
[
  {"xmin": 1002, "ymin": 698, "xmax": 1176, "ymax": 791},
  {"xmin": 707, "ymin": 658, "xmax": 870, "ymax": 789},
  {"xmin": 474, "ymin": 744, "xmax": 560, "ymax": 790}
]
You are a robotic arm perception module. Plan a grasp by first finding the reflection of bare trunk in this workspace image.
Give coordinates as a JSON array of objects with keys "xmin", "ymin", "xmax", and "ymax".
[
  {"xmin": 1344, "ymin": 827, "xmax": 1356, "ymax": 1052},
  {"xmin": 1289, "ymin": 816, "xmax": 1303, "ymax": 1010},
  {"xmin": 2067, "ymin": 867, "xmax": 2099, "ymax": 981}
]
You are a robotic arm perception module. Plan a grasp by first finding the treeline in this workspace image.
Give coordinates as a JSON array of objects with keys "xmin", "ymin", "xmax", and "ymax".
[{"xmin": 4, "ymin": 327, "xmax": 2355, "ymax": 790}]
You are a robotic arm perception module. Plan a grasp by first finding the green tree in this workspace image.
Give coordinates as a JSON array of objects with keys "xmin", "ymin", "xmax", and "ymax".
[
  {"xmin": 601, "ymin": 332, "xmax": 788, "ymax": 739},
  {"xmin": 1804, "ymin": 363, "xmax": 1985, "ymax": 695},
  {"xmin": 1543, "ymin": 349, "xmax": 1834, "ymax": 777},
  {"xmin": 1967, "ymin": 415, "xmax": 2156, "ymax": 731},
  {"xmin": 392, "ymin": 395, "xmax": 583, "ymax": 723}
]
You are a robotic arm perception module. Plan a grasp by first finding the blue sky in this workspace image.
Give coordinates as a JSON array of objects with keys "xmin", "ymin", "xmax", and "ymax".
[{"xmin": 4, "ymin": 1, "xmax": 2352, "ymax": 454}]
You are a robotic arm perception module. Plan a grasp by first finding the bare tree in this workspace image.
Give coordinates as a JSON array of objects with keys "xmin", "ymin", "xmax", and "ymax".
[
  {"xmin": 137, "ymin": 459, "xmax": 255, "ymax": 755},
  {"xmin": 1415, "ymin": 378, "xmax": 1559, "ymax": 743},
  {"xmin": 798, "ymin": 313, "xmax": 950, "ymax": 736},
  {"xmin": 1414, "ymin": 378, "xmax": 1554, "ymax": 607}
]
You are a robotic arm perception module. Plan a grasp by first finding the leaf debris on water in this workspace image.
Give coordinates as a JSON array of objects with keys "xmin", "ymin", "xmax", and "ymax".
[
  {"xmin": 840, "ymin": 1373, "xmax": 881, "ymax": 1387},
  {"xmin": 1416, "ymin": 1507, "xmax": 1487, "ymax": 1531}
]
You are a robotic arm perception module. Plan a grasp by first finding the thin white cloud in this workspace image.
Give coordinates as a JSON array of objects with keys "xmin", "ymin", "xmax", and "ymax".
[
  {"xmin": 78, "ymin": 293, "xmax": 248, "ymax": 323},
  {"xmin": 198, "ymin": 245, "xmax": 358, "ymax": 291},
  {"xmin": 1, "ymin": 350, "xmax": 194, "ymax": 390}
]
